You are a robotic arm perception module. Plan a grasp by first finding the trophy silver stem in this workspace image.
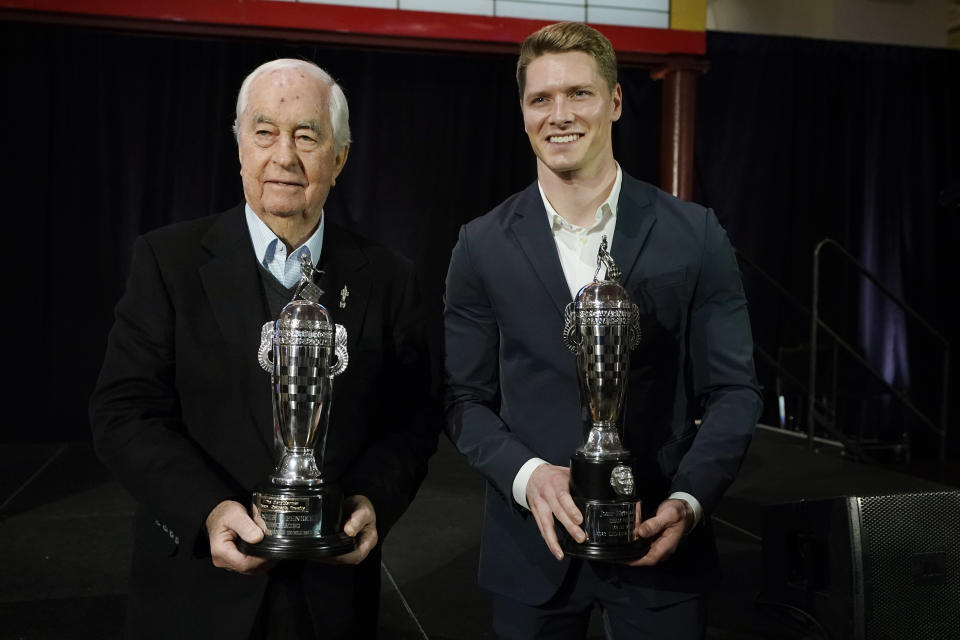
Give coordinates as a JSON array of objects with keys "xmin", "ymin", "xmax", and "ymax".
[
  {"xmin": 272, "ymin": 447, "xmax": 323, "ymax": 486},
  {"xmin": 578, "ymin": 425, "xmax": 627, "ymax": 460}
]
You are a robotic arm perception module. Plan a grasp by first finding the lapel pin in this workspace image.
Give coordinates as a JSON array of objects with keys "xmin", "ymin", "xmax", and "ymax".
[{"xmin": 340, "ymin": 285, "xmax": 350, "ymax": 309}]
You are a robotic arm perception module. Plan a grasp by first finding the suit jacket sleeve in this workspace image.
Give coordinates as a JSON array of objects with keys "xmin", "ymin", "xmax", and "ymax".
[
  {"xmin": 670, "ymin": 209, "xmax": 763, "ymax": 515},
  {"xmin": 338, "ymin": 258, "xmax": 441, "ymax": 535},
  {"xmin": 443, "ymin": 224, "xmax": 541, "ymax": 502},
  {"xmin": 89, "ymin": 235, "xmax": 242, "ymax": 549}
]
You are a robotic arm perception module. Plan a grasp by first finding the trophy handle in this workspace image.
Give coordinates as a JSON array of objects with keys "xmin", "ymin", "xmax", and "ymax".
[
  {"xmin": 330, "ymin": 324, "xmax": 349, "ymax": 377},
  {"xmin": 628, "ymin": 305, "xmax": 642, "ymax": 350},
  {"xmin": 258, "ymin": 321, "xmax": 274, "ymax": 373},
  {"xmin": 562, "ymin": 303, "xmax": 581, "ymax": 354}
]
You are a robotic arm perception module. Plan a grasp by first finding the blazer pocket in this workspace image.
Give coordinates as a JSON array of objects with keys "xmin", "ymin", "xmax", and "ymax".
[
  {"xmin": 643, "ymin": 267, "xmax": 687, "ymax": 291},
  {"xmin": 631, "ymin": 267, "xmax": 688, "ymax": 334}
]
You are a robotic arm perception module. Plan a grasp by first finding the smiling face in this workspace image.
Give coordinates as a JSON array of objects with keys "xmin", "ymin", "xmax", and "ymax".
[
  {"xmin": 237, "ymin": 68, "xmax": 348, "ymax": 245},
  {"xmin": 521, "ymin": 51, "xmax": 622, "ymax": 181}
]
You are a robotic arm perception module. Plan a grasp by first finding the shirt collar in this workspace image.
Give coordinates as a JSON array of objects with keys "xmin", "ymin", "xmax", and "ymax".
[
  {"xmin": 540, "ymin": 164, "xmax": 623, "ymax": 232},
  {"xmin": 244, "ymin": 203, "xmax": 324, "ymax": 268}
]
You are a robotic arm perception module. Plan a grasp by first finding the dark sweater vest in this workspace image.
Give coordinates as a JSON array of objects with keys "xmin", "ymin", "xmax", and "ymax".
[{"xmin": 256, "ymin": 262, "xmax": 298, "ymax": 319}]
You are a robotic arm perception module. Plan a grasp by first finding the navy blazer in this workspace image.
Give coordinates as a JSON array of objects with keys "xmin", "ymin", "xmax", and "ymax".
[
  {"xmin": 444, "ymin": 173, "xmax": 762, "ymax": 607},
  {"xmin": 90, "ymin": 204, "xmax": 438, "ymax": 637}
]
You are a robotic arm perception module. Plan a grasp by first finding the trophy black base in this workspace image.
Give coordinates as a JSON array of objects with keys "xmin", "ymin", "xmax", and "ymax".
[
  {"xmin": 561, "ymin": 497, "xmax": 647, "ymax": 562},
  {"xmin": 566, "ymin": 455, "xmax": 646, "ymax": 562},
  {"xmin": 238, "ymin": 532, "xmax": 355, "ymax": 559},
  {"xmin": 562, "ymin": 534, "xmax": 649, "ymax": 561},
  {"xmin": 239, "ymin": 482, "xmax": 356, "ymax": 560}
]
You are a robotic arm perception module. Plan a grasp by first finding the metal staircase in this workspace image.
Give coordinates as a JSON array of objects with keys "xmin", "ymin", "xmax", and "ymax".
[{"xmin": 734, "ymin": 239, "xmax": 951, "ymax": 481}]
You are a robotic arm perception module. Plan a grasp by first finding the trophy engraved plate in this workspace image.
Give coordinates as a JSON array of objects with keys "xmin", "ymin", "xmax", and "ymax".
[
  {"xmin": 561, "ymin": 236, "xmax": 646, "ymax": 560},
  {"xmin": 238, "ymin": 255, "xmax": 355, "ymax": 559},
  {"xmin": 582, "ymin": 501, "xmax": 641, "ymax": 542}
]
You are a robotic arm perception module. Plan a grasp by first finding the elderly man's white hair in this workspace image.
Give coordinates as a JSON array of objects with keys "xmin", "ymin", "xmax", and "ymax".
[{"xmin": 232, "ymin": 58, "xmax": 352, "ymax": 154}]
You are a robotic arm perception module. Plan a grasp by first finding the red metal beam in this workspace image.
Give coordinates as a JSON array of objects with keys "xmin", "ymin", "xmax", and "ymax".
[{"xmin": 0, "ymin": 0, "xmax": 705, "ymax": 55}]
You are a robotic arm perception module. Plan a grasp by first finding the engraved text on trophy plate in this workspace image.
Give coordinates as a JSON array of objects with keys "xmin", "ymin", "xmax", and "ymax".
[
  {"xmin": 259, "ymin": 495, "xmax": 323, "ymax": 537},
  {"xmin": 582, "ymin": 501, "xmax": 639, "ymax": 544}
]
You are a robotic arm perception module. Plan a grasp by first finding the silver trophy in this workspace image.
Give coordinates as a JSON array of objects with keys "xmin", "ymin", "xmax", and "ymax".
[
  {"xmin": 561, "ymin": 236, "xmax": 645, "ymax": 560},
  {"xmin": 238, "ymin": 255, "xmax": 355, "ymax": 558}
]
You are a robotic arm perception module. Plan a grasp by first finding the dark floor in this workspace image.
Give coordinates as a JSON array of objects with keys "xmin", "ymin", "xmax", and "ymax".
[{"xmin": 0, "ymin": 426, "xmax": 955, "ymax": 639}]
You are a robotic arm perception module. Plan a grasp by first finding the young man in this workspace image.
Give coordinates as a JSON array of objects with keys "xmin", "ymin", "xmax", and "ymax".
[{"xmin": 444, "ymin": 22, "xmax": 762, "ymax": 639}]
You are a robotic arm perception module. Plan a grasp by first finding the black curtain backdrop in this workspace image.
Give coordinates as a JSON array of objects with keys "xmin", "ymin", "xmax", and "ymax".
[
  {"xmin": 696, "ymin": 32, "xmax": 959, "ymax": 463},
  {"xmin": 4, "ymin": 20, "xmax": 957, "ymax": 466}
]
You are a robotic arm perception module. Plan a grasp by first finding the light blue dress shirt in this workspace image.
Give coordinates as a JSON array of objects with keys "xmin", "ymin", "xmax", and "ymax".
[{"xmin": 244, "ymin": 204, "xmax": 324, "ymax": 287}]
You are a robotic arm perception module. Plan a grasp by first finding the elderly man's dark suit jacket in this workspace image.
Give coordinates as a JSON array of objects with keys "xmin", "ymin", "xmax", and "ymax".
[
  {"xmin": 444, "ymin": 172, "xmax": 762, "ymax": 608},
  {"xmin": 90, "ymin": 204, "xmax": 437, "ymax": 638}
]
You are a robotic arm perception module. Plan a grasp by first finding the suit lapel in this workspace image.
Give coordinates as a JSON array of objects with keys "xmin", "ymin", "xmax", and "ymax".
[
  {"xmin": 611, "ymin": 174, "xmax": 657, "ymax": 288},
  {"xmin": 509, "ymin": 183, "xmax": 571, "ymax": 316},
  {"xmin": 316, "ymin": 222, "xmax": 370, "ymax": 350},
  {"xmin": 198, "ymin": 205, "xmax": 275, "ymax": 457}
]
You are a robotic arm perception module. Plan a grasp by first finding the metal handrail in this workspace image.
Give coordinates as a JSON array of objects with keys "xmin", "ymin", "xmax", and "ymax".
[
  {"xmin": 736, "ymin": 248, "xmax": 876, "ymax": 463},
  {"xmin": 734, "ymin": 248, "xmax": 809, "ymax": 316},
  {"xmin": 752, "ymin": 342, "xmax": 878, "ymax": 464},
  {"xmin": 808, "ymin": 238, "xmax": 951, "ymax": 481}
]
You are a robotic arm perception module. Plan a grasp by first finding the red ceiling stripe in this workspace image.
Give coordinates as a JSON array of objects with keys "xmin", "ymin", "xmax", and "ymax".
[{"xmin": 1, "ymin": 0, "xmax": 705, "ymax": 55}]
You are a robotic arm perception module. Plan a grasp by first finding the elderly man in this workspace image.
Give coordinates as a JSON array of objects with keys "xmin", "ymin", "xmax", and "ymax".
[
  {"xmin": 91, "ymin": 58, "xmax": 437, "ymax": 639},
  {"xmin": 444, "ymin": 23, "xmax": 762, "ymax": 639}
]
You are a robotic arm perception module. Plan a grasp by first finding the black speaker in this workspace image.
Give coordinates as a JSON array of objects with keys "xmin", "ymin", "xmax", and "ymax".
[{"xmin": 761, "ymin": 491, "xmax": 960, "ymax": 640}]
